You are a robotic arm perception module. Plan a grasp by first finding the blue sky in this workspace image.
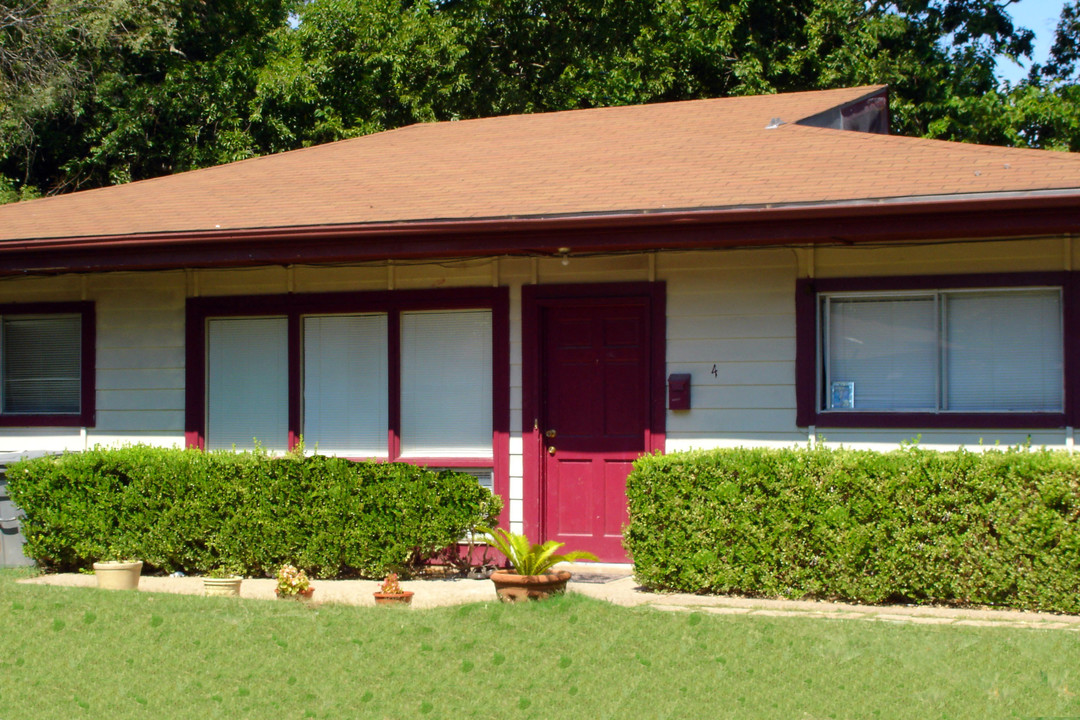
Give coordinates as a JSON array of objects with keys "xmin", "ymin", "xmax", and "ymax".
[{"xmin": 997, "ymin": 0, "xmax": 1069, "ymax": 83}]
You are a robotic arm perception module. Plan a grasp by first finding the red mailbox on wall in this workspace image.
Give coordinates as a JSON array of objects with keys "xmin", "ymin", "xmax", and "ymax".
[{"xmin": 668, "ymin": 373, "xmax": 691, "ymax": 410}]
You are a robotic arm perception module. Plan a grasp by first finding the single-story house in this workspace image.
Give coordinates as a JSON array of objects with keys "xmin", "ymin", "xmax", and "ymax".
[{"xmin": 1, "ymin": 84, "xmax": 1079, "ymax": 562}]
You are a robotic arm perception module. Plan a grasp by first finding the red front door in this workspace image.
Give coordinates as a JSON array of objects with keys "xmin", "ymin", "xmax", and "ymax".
[{"xmin": 540, "ymin": 300, "xmax": 651, "ymax": 562}]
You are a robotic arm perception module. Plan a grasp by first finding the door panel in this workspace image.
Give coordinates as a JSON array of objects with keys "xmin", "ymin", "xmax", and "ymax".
[{"xmin": 541, "ymin": 302, "xmax": 650, "ymax": 561}]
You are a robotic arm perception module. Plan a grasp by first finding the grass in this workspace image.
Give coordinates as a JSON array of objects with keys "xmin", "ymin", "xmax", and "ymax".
[{"xmin": 1, "ymin": 569, "xmax": 1079, "ymax": 719}]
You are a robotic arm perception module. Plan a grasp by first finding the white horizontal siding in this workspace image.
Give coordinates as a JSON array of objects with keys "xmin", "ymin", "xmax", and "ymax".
[
  {"xmin": 96, "ymin": 347, "xmax": 185, "ymax": 370},
  {"xmin": 667, "ymin": 338, "xmax": 795, "ymax": 363},
  {"xmin": 98, "ymin": 369, "xmax": 185, "ymax": 391},
  {"xmin": 683, "ymin": 384, "xmax": 795, "ymax": 410},
  {"xmin": 667, "ymin": 313, "xmax": 794, "ymax": 339},
  {"xmin": 666, "ymin": 435, "xmax": 810, "ymax": 452},
  {"xmin": 98, "ymin": 389, "xmax": 185, "ymax": 411}
]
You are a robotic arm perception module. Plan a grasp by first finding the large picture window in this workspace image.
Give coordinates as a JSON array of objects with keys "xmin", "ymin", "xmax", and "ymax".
[
  {"xmin": 796, "ymin": 274, "xmax": 1072, "ymax": 429},
  {"xmin": 822, "ymin": 289, "xmax": 1063, "ymax": 413},
  {"xmin": 188, "ymin": 289, "xmax": 507, "ymax": 470},
  {"xmin": 0, "ymin": 302, "xmax": 95, "ymax": 427}
]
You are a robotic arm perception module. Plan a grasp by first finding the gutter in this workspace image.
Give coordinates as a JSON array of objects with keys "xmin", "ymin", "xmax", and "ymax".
[{"xmin": 0, "ymin": 191, "xmax": 1078, "ymax": 275}]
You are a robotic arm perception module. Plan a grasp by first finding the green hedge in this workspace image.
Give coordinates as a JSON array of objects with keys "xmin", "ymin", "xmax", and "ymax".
[
  {"xmin": 624, "ymin": 445, "xmax": 1080, "ymax": 614},
  {"xmin": 6, "ymin": 445, "xmax": 502, "ymax": 578}
]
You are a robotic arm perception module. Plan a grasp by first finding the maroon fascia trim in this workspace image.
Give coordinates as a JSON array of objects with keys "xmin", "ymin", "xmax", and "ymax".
[
  {"xmin": 796, "ymin": 271, "xmax": 1072, "ymax": 430},
  {"xmin": 520, "ymin": 282, "xmax": 666, "ymax": 542},
  {"xmin": 3, "ymin": 193, "xmax": 1080, "ymax": 275},
  {"xmin": 185, "ymin": 286, "xmax": 510, "ymax": 503},
  {"xmin": 0, "ymin": 301, "xmax": 95, "ymax": 428}
]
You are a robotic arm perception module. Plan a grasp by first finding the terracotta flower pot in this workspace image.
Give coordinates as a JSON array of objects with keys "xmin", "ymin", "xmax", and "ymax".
[
  {"xmin": 373, "ymin": 591, "xmax": 414, "ymax": 606},
  {"xmin": 92, "ymin": 560, "xmax": 143, "ymax": 591},
  {"xmin": 203, "ymin": 576, "xmax": 242, "ymax": 597},
  {"xmin": 490, "ymin": 570, "xmax": 571, "ymax": 602}
]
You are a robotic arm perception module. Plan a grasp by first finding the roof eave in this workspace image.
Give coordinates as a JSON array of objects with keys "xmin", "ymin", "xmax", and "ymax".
[{"xmin": 1, "ymin": 191, "xmax": 1078, "ymax": 276}]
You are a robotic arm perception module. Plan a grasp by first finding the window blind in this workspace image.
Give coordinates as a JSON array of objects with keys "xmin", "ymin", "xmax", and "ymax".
[
  {"xmin": 303, "ymin": 314, "xmax": 389, "ymax": 456},
  {"xmin": 945, "ymin": 291, "xmax": 1063, "ymax": 411},
  {"xmin": 1, "ymin": 315, "xmax": 81, "ymax": 414},
  {"xmin": 827, "ymin": 297, "xmax": 937, "ymax": 411},
  {"xmin": 400, "ymin": 310, "xmax": 492, "ymax": 457},
  {"xmin": 206, "ymin": 317, "xmax": 289, "ymax": 451}
]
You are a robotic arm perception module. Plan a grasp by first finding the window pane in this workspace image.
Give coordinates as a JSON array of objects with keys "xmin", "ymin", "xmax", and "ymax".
[
  {"xmin": 207, "ymin": 317, "xmax": 288, "ymax": 451},
  {"xmin": 946, "ymin": 291, "xmax": 1063, "ymax": 411},
  {"xmin": 303, "ymin": 314, "xmax": 388, "ymax": 456},
  {"xmin": 400, "ymin": 310, "xmax": 492, "ymax": 457},
  {"xmin": 827, "ymin": 297, "xmax": 937, "ymax": 411},
  {"xmin": 2, "ymin": 315, "xmax": 81, "ymax": 414}
]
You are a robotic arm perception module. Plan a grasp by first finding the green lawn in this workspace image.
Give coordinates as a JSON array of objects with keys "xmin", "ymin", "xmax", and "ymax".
[{"xmin": 1, "ymin": 569, "xmax": 1078, "ymax": 719}]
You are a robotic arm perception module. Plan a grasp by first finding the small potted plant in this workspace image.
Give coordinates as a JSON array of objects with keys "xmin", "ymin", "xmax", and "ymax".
[
  {"xmin": 479, "ymin": 527, "xmax": 598, "ymax": 602},
  {"xmin": 203, "ymin": 566, "xmax": 243, "ymax": 597},
  {"xmin": 274, "ymin": 564, "xmax": 314, "ymax": 601},
  {"xmin": 92, "ymin": 543, "xmax": 143, "ymax": 591},
  {"xmin": 373, "ymin": 573, "xmax": 414, "ymax": 606}
]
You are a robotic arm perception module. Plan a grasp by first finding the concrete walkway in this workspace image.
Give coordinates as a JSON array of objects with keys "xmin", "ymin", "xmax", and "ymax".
[{"xmin": 19, "ymin": 568, "xmax": 1080, "ymax": 631}]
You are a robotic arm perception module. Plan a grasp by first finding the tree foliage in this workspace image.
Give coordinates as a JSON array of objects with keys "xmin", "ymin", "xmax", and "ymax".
[{"xmin": 2, "ymin": 0, "xmax": 1079, "ymax": 201}]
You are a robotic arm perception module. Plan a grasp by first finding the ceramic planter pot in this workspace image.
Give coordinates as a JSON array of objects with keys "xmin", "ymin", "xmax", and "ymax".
[
  {"xmin": 92, "ymin": 560, "xmax": 143, "ymax": 590},
  {"xmin": 203, "ymin": 576, "xmax": 242, "ymax": 597},
  {"xmin": 490, "ymin": 570, "xmax": 571, "ymax": 602},
  {"xmin": 373, "ymin": 591, "xmax": 414, "ymax": 606}
]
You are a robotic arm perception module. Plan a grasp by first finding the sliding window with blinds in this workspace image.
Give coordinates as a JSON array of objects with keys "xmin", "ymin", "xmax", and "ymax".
[{"xmin": 821, "ymin": 288, "xmax": 1063, "ymax": 413}]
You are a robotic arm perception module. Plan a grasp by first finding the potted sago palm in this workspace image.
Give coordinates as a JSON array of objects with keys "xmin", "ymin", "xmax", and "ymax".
[{"xmin": 479, "ymin": 527, "xmax": 598, "ymax": 602}]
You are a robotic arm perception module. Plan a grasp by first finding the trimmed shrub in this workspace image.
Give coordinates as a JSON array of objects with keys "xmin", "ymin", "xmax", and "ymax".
[
  {"xmin": 624, "ymin": 445, "xmax": 1080, "ymax": 614},
  {"xmin": 6, "ymin": 445, "xmax": 502, "ymax": 578}
]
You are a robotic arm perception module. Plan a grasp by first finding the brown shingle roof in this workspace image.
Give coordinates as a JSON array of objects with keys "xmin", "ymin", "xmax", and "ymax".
[{"xmin": 2, "ymin": 85, "xmax": 1080, "ymax": 243}]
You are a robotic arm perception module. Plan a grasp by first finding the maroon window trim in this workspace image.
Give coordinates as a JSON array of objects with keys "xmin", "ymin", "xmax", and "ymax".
[
  {"xmin": 185, "ymin": 287, "xmax": 510, "ymax": 504},
  {"xmin": 0, "ymin": 301, "xmax": 95, "ymax": 428},
  {"xmin": 520, "ymin": 281, "xmax": 666, "ymax": 541},
  {"xmin": 796, "ymin": 272, "xmax": 1073, "ymax": 429}
]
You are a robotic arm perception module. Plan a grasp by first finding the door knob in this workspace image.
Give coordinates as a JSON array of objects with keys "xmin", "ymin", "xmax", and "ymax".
[{"xmin": 547, "ymin": 446, "xmax": 556, "ymax": 455}]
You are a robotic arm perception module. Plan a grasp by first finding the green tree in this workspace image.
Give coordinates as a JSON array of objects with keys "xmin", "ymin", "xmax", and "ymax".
[
  {"xmin": 263, "ymin": 0, "xmax": 1037, "ymax": 142},
  {"xmin": 1, "ymin": 0, "xmax": 293, "ymax": 196}
]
